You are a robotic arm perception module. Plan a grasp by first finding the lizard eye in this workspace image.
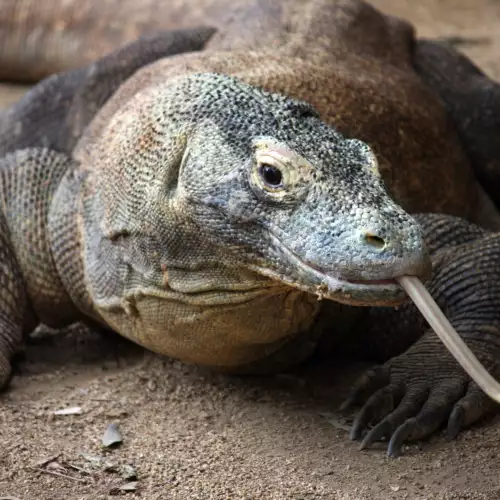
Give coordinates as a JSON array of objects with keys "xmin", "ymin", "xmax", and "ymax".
[
  {"xmin": 250, "ymin": 139, "xmax": 311, "ymax": 202},
  {"xmin": 259, "ymin": 163, "xmax": 283, "ymax": 188}
]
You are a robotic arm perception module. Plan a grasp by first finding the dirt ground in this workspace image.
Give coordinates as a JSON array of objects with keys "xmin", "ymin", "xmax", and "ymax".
[{"xmin": 2, "ymin": 0, "xmax": 500, "ymax": 499}]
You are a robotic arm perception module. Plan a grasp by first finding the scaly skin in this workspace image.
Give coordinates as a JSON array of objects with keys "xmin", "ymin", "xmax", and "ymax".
[
  {"xmin": 1, "ymin": 0, "xmax": 500, "ymax": 228},
  {"xmin": 0, "ymin": 71, "xmax": 431, "ymax": 376},
  {"xmin": 0, "ymin": 1, "xmax": 500, "ymax": 458},
  {"xmin": 341, "ymin": 214, "xmax": 500, "ymax": 457}
]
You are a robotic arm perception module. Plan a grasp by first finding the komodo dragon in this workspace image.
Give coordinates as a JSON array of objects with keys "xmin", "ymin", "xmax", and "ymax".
[{"xmin": 1, "ymin": 0, "xmax": 500, "ymax": 458}]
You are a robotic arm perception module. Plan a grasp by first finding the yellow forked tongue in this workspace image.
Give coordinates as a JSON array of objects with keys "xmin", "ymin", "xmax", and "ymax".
[{"xmin": 397, "ymin": 276, "xmax": 500, "ymax": 404}]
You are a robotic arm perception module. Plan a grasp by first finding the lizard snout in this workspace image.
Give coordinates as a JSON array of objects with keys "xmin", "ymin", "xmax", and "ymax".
[{"xmin": 355, "ymin": 223, "xmax": 432, "ymax": 282}]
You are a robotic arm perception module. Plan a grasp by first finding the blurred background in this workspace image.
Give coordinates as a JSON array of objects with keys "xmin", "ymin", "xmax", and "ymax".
[{"xmin": 372, "ymin": 0, "xmax": 500, "ymax": 78}]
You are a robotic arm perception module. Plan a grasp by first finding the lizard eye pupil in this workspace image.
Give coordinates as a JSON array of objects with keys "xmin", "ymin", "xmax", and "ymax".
[{"xmin": 260, "ymin": 164, "xmax": 283, "ymax": 187}]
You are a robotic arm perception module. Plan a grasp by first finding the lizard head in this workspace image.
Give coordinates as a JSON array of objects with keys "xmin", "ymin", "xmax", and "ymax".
[{"xmin": 88, "ymin": 73, "xmax": 431, "ymax": 307}]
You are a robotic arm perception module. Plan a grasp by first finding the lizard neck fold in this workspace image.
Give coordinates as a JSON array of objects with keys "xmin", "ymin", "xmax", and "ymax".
[{"xmin": 48, "ymin": 161, "xmax": 103, "ymax": 325}]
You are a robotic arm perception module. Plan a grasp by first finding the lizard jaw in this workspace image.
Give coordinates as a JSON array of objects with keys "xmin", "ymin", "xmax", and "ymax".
[
  {"xmin": 258, "ymin": 235, "xmax": 418, "ymax": 306},
  {"xmin": 325, "ymin": 276, "xmax": 405, "ymax": 306},
  {"xmin": 306, "ymin": 272, "xmax": 406, "ymax": 307}
]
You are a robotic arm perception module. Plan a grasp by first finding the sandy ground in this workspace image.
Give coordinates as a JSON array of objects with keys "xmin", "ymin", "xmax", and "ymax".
[{"xmin": 2, "ymin": 0, "xmax": 500, "ymax": 499}]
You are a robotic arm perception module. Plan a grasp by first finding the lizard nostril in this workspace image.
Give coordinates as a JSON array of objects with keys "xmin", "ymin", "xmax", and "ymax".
[{"xmin": 364, "ymin": 232, "xmax": 386, "ymax": 249}]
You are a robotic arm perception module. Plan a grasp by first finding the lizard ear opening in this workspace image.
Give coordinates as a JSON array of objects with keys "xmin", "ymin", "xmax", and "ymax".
[{"xmin": 165, "ymin": 138, "xmax": 190, "ymax": 200}]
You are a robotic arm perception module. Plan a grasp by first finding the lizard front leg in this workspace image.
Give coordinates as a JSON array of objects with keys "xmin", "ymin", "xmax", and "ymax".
[
  {"xmin": 341, "ymin": 213, "xmax": 500, "ymax": 456},
  {"xmin": 0, "ymin": 212, "xmax": 30, "ymax": 390}
]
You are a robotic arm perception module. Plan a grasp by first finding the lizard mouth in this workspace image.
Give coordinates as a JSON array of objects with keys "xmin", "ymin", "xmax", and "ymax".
[
  {"xmin": 257, "ymin": 235, "xmax": 407, "ymax": 306},
  {"xmin": 341, "ymin": 278, "xmax": 397, "ymax": 285},
  {"xmin": 329, "ymin": 277, "xmax": 405, "ymax": 306},
  {"xmin": 310, "ymin": 270, "xmax": 404, "ymax": 306}
]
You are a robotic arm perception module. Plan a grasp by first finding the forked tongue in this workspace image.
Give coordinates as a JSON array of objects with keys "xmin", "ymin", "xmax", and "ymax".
[{"xmin": 397, "ymin": 276, "xmax": 500, "ymax": 404}]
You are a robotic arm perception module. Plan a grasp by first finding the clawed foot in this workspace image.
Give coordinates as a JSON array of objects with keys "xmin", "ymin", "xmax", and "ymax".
[{"xmin": 340, "ymin": 335, "xmax": 499, "ymax": 457}]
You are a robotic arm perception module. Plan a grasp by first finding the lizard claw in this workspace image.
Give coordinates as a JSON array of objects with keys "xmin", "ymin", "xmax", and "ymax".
[
  {"xmin": 340, "ymin": 366, "xmax": 390, "ymax": 413},
  {"xmin": 447, "ymin": 383, "xmax": 498, "ymax": 440},
  {"xmin": 343, "ymin": 334, "xmax": 500, "ymax": 457},
  {"xmin": 349, "ymin": 383, "xmax": 403, "ymax": 441},
  {"xmin": 359, "ymin": 420, "xmax": 393, "ymax": 449},
  {"xmin": 387, "ymin": 418, "xmax": 418, "ymax": 458}
]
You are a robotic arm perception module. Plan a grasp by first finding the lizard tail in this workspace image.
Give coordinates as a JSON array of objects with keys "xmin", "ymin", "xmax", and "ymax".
[{"xmin": 0, "ymin": 0, "xmax": 213, "ymax": 83}]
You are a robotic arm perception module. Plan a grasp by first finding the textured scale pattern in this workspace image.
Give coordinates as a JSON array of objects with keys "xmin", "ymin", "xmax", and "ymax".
[
  {"xmin": 0, "ymin": 159, "xmax": 30, "ymax": 388},
  {"xmin": 4, "ymin": 0, "xmax": 500, "ymax": 226},
  {"xmin": 0, "ymin": 0, "xmax": 500, "ymax": 459},
  {"xmin": 0, "ymin": 149, "xmax": 77, "ymax": 325},
  {"xmin": 0, "ymin": 217, "xmax": 26, "ymax": 389},
  {"xmin": 71, "ymin": 72, "xmax": 432, "ymax": 367}
]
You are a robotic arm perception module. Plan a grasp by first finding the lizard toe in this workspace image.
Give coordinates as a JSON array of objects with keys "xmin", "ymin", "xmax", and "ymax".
[
  {"xmin": 344, "ymin": 331, "xmax": 486, "ymax": 457},
  {"xmin": 385, "ymin": 382, "xmax": 466, "ymax": 457},
  {"xmin": 349, "ymin": 383, "xmax": 404, "ymax": 441},
  {"xmin": 340, "ymin": 366, "xmax": 390, "ymax": 413},
  {"xmin": 447, "ymin": 383, "xmax": 499, "ymax": 440},
  {"xmin": 359, "ymin": 387, "xmax": 429, "ymax": 450}
]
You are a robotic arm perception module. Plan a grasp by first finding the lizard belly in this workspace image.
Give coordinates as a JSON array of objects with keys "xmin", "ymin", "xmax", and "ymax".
[{"xmin": 94, "ymin": 287, "xmax": 321, "ymax": 367}]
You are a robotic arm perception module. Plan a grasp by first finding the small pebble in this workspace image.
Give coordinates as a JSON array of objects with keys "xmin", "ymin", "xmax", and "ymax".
[{"xmin": 102, "ymin": 423, "xmax": 123, "ymax": 447}]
